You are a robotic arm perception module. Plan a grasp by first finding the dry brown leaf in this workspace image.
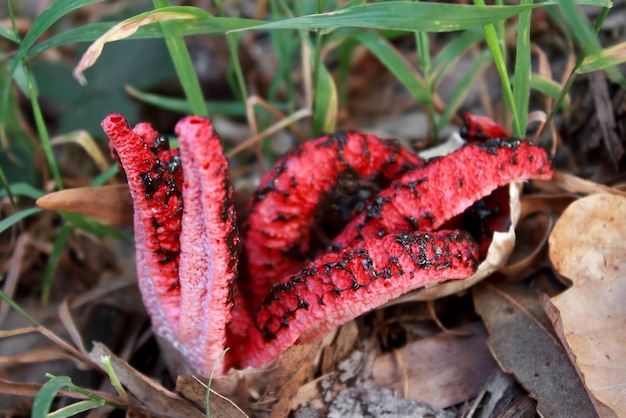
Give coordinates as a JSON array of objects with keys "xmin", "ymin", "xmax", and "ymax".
[
  {"xmin": 0, "ymin": 345, "xmax": 82, "ymax": 365},
  {"xmin": 499, "ymin": 211, "xmax": 552, "ymax": 280},
  {"xmin": 473, "ymin": 283, "xmax": 596, "ymax": 417},
  {"xmin": 546, "ymin": 193, "xmax": 626, "ymax": 417},
  {"xmin": 89, "ymin": 342, "xmax": 205, "ymax": 417},
  {"xmin": 175, "ymin": 375, "xmax": 248, "ymax": 418},
  {"xmin": 519, "ymin": 193, "xmax": 577, "ymax": 219},
  {"xmin": 319, "ymin": 321, "xmax": 359, "ymax": 374},
  {"xmin": 267, "ymin": 343, "xmax": 320, "ymax": 417},
  {"xmin": 466, "ymin": 369, "xmax": 537, "ymax": 418},
  {"xmin": 73, "ymin": 10, "xmax": 197, "ymax": 85},
  {"xmin": 372, "ymin": 322, "xmax": 496, "ymax": 408},
  {"xmin": 206, "ymin": 342, "xmax": 321, "ymax": 417},
  {"xmin": 544, "ymin": 171, "xmax": 626, "ymax": 198},
  {"xmin": 36, "ymin": 185, "xmax": 133, "ymax": 225},
  {"xmin": 58, "ymin": 295, "xmax": 89, "ymax": 356}
]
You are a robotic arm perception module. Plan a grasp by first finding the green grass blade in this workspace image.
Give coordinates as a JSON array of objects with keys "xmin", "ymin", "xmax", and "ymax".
[
  {"xmin": 1, "ymin": 0, "xmax": 103, "ymax": 124},
  {"xmin": 225, "ymin": 32, "xmax": 249, "ymax": 106},
  {"xmin": 559, "ymin": 0, "xmax": 623, "ymax": 85},
  {"xmin": 0, "ymin": 183, "xmax": 44, "ymax": 200},
  {"xmin": 0, "ymin": 164, "xmax": 15, "ymax": 206},
  {"xmin": 23, "ymin": 64, "xmax": 64, "ymax": 189},
  {"xmin": 431, "ymin": 29, "xmax": 483, "ymax": 85},
  {"xmin": 238, "ymin": 2, "xmax": 544, "ymax": 33},
  {"xmin": 90, "ymin": 165, "xmax": 119, "ymax": 187},
  {"xmin": 512, "ymin": 0, "xmax": 532, "ymax": 137},
  {"xmin": 436, "ymin": 49, "xmax": 492, "ymax": 133},
  {"xmin": 126, "ymin": 85, "xmax": 285, "ymax": 115},
  {"xmin": 32, "ymin": 375, "xmax": 75, "ymax": 418},
  {"xmin": 215, "ymin": 0, "xmax": 252, "ymax": 121},
  {"xmin": 47, "ymin": 400, "xmax": 107, "ymax": 418},
  {"xmin": 62, "ymin": 212, "xmax": 132, "ymax": 242},
  {"xmin": 0, "ymin": 286, "xmax": 41, "ymax": 326},
  {"xmin": 0, "ymin": 24, "xmax": 18, "ymax": 43},
  {"xmin": 28, "ymin": 17, "xmax": 264, "ymax": 59},
  {"xmin": 0, "ymin": 207, "xmax": 41, "ymax": 234},
  {"xmin": 303, "ymin": 35, "xmax": 337, "ymax": 134},
  {"xmin": 530, "ymin": 73, "xmax": 570, "ymax": 109},
  {"xmin": 414, "ymin": 1, "xmax": 436, "ymax": 138},
  {"xmin": 475, "ymin": 8, "xmax": 521, "ymax": 136},
  {"xmin": 351, "ymin": 31, "xmax": 430, "ymax": 104},
  {"xmin": 578, "ymin": 41, "xmax": 626, "ymax": 74},
  {"xmin": 153, "ymin": 1, "xmax": 207, "ymax": 116},
  {"xmin": 559, "ymin": 0, "xmax": 602, "ymax": 57},
  {"xmin": 539, "ymin": 2, "xmax": 616, "ymax": 136},
  {"xmin": 41, "ymin": 224, "xmax": 72, "ymax": 306}
]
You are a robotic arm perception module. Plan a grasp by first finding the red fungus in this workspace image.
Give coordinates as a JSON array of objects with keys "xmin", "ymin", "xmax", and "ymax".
[
  {"xmin": 103, "ymin": 113, "xmax": 553, "ymax": 376},
  {"xmin": 102, "ymin": 116, "xmax": 183, "ymax": 343},
  {"xmin": 329, "ymin": 139, "xmax": 554, "ymax": 252},
  {"xmin": 243, "ymin": 131, "xmax": 424, "ymax": 307},
  {"xmin": 460, "ymin": 112, "xmax": 510, "ymax": 142},
  {"xmin": 241, "ymin": 229, "xmax": 478, "ymax": 369}
]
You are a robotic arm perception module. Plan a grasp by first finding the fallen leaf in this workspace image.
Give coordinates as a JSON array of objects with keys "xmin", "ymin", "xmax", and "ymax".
[
  {"xmin": 546, "ymin": 193, "xmax": 626, "ymax": 417},
  {"xmin": 36, "ymin": 185, "xmax": 133, "ymax": 225},
  {"xmin": 473, "ymin": 283, "xmax": 596, "ymax": 417},
  {"xmin": 89, "ymin": 343, "xmax": 205, "ymax": 417},
  {"xmin": 372, "ymin": 322, "xmax": 497, "ymax": 408},
  {"xmin": 468, "ymin": 369, "xmax": 537, "ymax": 418},
  {"xmin": 175, "ymin": 375, "xmax": 248, "ymax": 418}
]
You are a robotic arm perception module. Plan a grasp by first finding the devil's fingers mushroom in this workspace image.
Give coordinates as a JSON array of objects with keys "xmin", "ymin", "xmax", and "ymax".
[
  {"xmin": 244, "ymin": 132, "xmax": 424, "ymax": 307},
  {"xmin": 103, "ymin": 112, "xmax": 553, "ymax": 377},
  {"xmin": 330, "ymin": 139, "xmax": 554, "ymax": 252}
]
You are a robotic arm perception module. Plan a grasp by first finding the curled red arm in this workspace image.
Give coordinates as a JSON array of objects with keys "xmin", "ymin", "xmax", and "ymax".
[
  {"xmin": 330, "ymin": 139, "xmax": 554, "ymax": 252},
  {"xmin": 244, "ymin": 132, "xmax": 424, "ymax": 307},
  {"xmin": 241, "ymin": 229, "xmax": 479, "ymax": 369}
]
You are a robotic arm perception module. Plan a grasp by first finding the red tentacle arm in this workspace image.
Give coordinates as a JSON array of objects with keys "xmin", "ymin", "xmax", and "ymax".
[
  {"xmin": 329, "ymin": 139, "xmax": 554, "ymax": 252},
  {"xmin": 460, "ymin": 112, "xmax": 509, "ymax": 142},
  {"xmin": 175, "ymin": 117, "xmax": 241, "ymax": 375},
  {"xmin": 241, "ymin": 230, "xmax": 479, "ymax": 369},
  {"xmin": 102, "ymin": 115, "xmax": 183, "ymax": 343},
  {"xmin": 244, "ymin": 131, "xmax": 424, "ymax": 307}
]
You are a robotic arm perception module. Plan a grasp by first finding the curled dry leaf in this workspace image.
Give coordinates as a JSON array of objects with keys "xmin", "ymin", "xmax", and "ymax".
[
  {"xmin": 73, "ymin": 10, "xmax": 198, "ymax": 85},
  {"xmin": 498, "ymin": 210, "xmax": 553, "ymax": 281},
  {"xmin": 546, "ymin": 193, "xmax": 626, "ymax": 417}
]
